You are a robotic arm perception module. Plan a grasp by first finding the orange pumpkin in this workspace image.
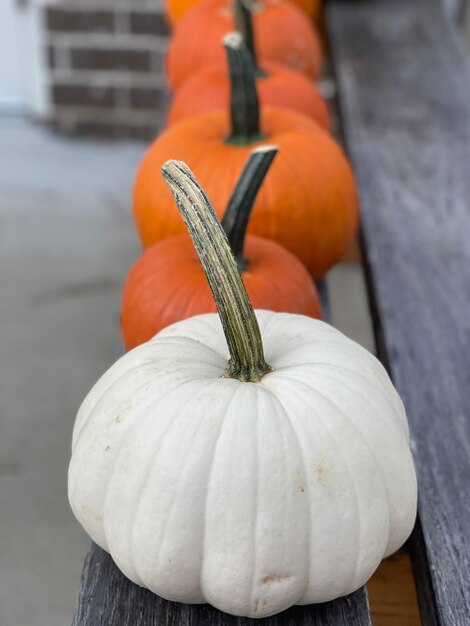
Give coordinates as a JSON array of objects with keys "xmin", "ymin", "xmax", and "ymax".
[
  {"xmin": 295, "ymin": 0, "xmax": 321, "ymax": 21},
  {"xmin": 164, "ymin": 0, "xmax": 322, "ymax": 27},
  {"xmin": 166, "ymin": 0, "xmax": 323, "ymax": 91},
  {"xmin": 164, "ymin": 0, "xmax": 197, "ymax": 26},
  {"xmin": 123, "ymin": 147, "xmax": 321, "ymax": 350},
  {"xmin": 135, "ymin": 34, "xmax": 358, "ymax": 278},
  {"xmin": 167, "ymin": 32, "xmax": 330, "ymax": 129}
]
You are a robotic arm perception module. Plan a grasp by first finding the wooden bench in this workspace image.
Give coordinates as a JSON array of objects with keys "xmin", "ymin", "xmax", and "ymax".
[{"xmin": 72, "ymin": 0, "xmax": 470, "ymax": 623}]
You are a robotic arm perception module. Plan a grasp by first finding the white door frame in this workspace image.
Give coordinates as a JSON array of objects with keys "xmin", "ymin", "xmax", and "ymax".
[
  {"xmin": 23, "ymin": 0, "xmax": 51, "ymax": 117},
  {"xmin": 0, "ymin": 0, "xmax": 50, "ymax": 117}
]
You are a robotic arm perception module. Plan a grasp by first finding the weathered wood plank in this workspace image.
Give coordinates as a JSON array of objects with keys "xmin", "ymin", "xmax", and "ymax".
[
  {"xmin": 72, "ymin": 543, "xmax": 371, "ymax": 626},
  {"xmin": 327, "ymin": 1, "xmax": 470, "ymax": 624}
]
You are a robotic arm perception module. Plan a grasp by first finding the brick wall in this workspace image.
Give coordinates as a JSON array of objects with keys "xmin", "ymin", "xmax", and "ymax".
[{"xmin": 44, "ymin": 1, "xmax": 170, "ymax": 140}]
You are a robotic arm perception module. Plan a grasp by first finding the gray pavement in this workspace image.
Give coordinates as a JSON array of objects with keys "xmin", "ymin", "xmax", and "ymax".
[
  {"xmin": 0, "ymin": 117, "xmax": 372, "ymax": 626},
  {"xmin": 0, "ymin": 117, "xmax": 142, "ymax": 626}
]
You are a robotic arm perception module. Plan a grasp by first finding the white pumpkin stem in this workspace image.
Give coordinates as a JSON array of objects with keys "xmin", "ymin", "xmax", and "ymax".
[
  {"xmin": 222, "ymin": 145, "xmax": 278, "ymax": 271},
  {"xmin": 224, "ymin": 32, "xmax": 266, "ymax": 145},
  {"xmin": 162, "ymin": 160, "xmax": 273, "ymax": 383}
]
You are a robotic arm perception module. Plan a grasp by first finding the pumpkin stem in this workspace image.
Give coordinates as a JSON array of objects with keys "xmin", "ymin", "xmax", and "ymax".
[
  {"xmin": 234, "ymin": 0, "xmax": 266, "ymax": 77},
  {"xmin": 224, "ymin": 32, "xmax": 266, "ymax": 146},
  {"xmin": 162, "ymin": 160, "xmax": 273, "ymax": 383},
  {"xmin": 222, "ymin": 145, "xmax": 278, "ymax": 271}
]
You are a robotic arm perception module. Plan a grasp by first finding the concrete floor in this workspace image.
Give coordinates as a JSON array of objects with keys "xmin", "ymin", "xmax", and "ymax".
[
  {"xmin": 0, "ymin": 117, "xmax": 372, "ymax": 626},
  {"xmin": 0, "ymin": 117, "xmax": 142, "ymax": 626}
]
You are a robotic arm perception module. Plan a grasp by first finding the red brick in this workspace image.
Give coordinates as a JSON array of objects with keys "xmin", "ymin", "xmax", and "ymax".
[
  {"xmin": 52, "ymin": 84, "xmax": 114, "ymax": 108},
  {"xmin": 46, "ymin": 8, "xmax": 114, "ymax": 33},
  {"xmin": 130, "ymin": 12, "xmax": 168, "ymax": 36},
  {"xmin": 129, "ymin": 87, "xmax": 167, "ymax": 109},
  {"xmin": 70, "ymin": 48, "xmax": 151, "ymax": 72}
]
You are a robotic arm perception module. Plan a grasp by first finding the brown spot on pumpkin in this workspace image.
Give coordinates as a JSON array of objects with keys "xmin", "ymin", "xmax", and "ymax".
[
  {"xmin": 313, "ymin": 463, "xmax": 328, "ymax": 486},
  {"xmin": 253, "ymin": 598, "xmax": 260, "ymax": 613},
  {"xmin": 261, "ymin": 574, "xmax": 292, "ymax": 585},
  {"xmin": 262, "ymin": 575, "xmax": 276, "ymax": 584},
  {"xmin": 293, "ymin": 469, "xmax": 305, "ymax": 493},
  {"xmin": 105, "ymin": 446, "xmax": 111, "ymax": 451},
  {"xmin": 115, "ymin": 415, "xmax": 122, "ymax": 423}
]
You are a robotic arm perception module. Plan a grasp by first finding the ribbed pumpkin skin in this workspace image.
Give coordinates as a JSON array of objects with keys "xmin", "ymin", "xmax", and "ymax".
[
  {"xmin": 69, "ymin": 311, "xmax": 417, "ymax": 618},
  {"xmin": 122, "ymin": 233, "xmax": 322, "ymax": 350},
  {"xmin": 165, "ymin": 0, "xmax": 322, "ymax": 26},
  {"xmin": 133, "ymin": 107, "xmax": 358, "ymax": 279},
  {"xmin": 166, "ymin": 0, "xmax": 323, "ymax": 91},
  {"xmin": 167, "ymin": 60, "xmax": 330, "ymax": 129}
]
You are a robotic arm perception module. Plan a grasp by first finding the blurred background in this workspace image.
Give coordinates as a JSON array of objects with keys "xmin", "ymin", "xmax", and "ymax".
[{"xmin": 1, "ymin": 0, "xmax": 469, "ymax": 625}]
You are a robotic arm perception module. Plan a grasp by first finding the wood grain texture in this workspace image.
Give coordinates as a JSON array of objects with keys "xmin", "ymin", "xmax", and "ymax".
[
  {"xmin": 72, "ymin": 543, "xmax": 371, "ymax": 626},
  {"xmin": 368, "ymin": 553, "xmax": 421, "ymax": 626},
  {"xmin": 327, "ymin": 1, "xmax": 470, "ymax": 625},
  {"xmin": 71, "ymin": 286, "xmax": 372, "ymax": 625}
]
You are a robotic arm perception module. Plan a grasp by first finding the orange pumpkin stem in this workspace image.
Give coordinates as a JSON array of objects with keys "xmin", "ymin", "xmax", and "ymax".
[
  {"xmin": 234, "ymin": 0, "xmax": 265, "ymax": 77},
  {"xmin": 222, "ymin": 145, "xmax": 278, "ymax": 271},
  {"xmin": 162, "ymin": 160, "xmax": 272, "ymax": 382},
  {"xmin": 224, "ymin": 32, "xmax": 266, "ymax": 145}
]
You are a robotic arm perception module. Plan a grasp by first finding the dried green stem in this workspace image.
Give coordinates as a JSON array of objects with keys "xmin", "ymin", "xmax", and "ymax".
[
  {"xmin": 162, "ymin": 160, "xmax": 272, "ymax": 382},
  {"xmin": 234, "ymin": 0, "xmax": 266, "ymax": 77},
  {"xmin": 224, "ymin": 32, "xmax": 266, "ymax": 145},
  {"xmin": 222, "ymin": 146, "xmax": 278, "ymax": 271}
]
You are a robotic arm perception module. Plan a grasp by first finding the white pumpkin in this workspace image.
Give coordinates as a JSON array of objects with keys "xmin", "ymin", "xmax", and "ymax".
[{"xmin": 68, "ymin": 159, "xmax": 417, "ymax": 619}]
